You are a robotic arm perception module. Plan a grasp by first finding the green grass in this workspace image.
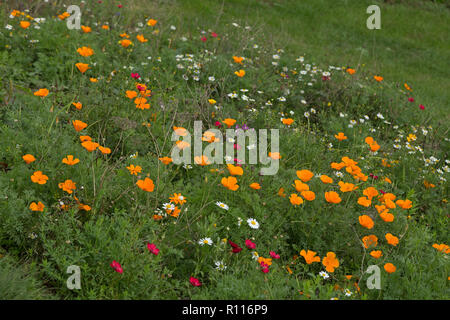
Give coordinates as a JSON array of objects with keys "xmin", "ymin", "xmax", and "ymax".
[{"xmin": 160, "ymin": 0, "xmax": 450, "ymax": 123}]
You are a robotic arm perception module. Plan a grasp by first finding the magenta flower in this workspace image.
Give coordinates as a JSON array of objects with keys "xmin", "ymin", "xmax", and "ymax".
[
  {"xmin": 201, "ymin": 36, "xmax": 207, "ymax": 42},
  {"xmin": 245, "ymin": 239, "xmax": 256, "ymax": 249},
  {"xmin": 260, "ymin": 262, "xmax": 270, "ymax": 273},
  {"xmin": 408, "ymin": 97, "xmax": 414, "ymax": 102},
  {"xmin": 269, "ymin": 251, "xmax": 280, "ymax": 259},
  {"xmin": 211, "ymin": 32, "xmax": 218, "ymax": 38},
  {"xmin": 118, "ymin": 4, "xmax": 123, "ymax": 8},
  {"xmin": 189, "ymin": 276, "xmax": 202, "ymax": 287},
  {"xmin": 131, "ymin": 73, "xmax": 140, "ymax": 79},
  {"xmin": 110, "ymin": 260, "xmax": 123, "ymax": 274},
  {"xmin": 419, "ymin": 104, "xmax": 425, "ymax": 110},
  {"xmin": 214, "ymin": 121, "xmax": 222, "ymax": 128},
  {"xmin": 228, "ymin": 240, "xmax": 242, "ymax": 253},
  {"xmin": 147, "ymin": 243, "xmax": 160, "ymax": 255}
]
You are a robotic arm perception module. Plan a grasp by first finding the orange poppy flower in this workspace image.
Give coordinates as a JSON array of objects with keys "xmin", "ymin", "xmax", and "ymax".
[
  {"xmin": 222, "ymin": 118, "xmax": 236, "ymax": 127},
  {"xmin": 72, "ymin": 102, "xmax": 82, "ymax": 110},
  {"xmin": 75, "ymin": 63, "xmax": 89, "ymax": 73},
  {"xmin": 169, "ymin": 193, "xmax": 187, "ymax": 205},
  {"xmin": 147, "ymin": 19, "xmax": 157, "ymax": 26},
  {"xmin": 385, "ymin": 233, "xmax": 399, "ymax": 246},
  {"xmin": 334, "ymin": 132, "xmax": 347, "ymax": 141},
  {"xmin": 136, "ymin": 177, "xmax": 155, "ymax": 192},
  {"xmin": 338, "ymin": 181, "xmax": 358, "ymax": 192},
  {"xmin": 296, "ymin": 170, "xmax": 314, "ymax": 182},
  {"xmin": 374, "ymin": 75, "xmax": 383, "ymax": 82},
  {"xmin": 359, "ymin": 215, "xmax": 374, "ymax": 229},
  {"xmin": 234, "ymin": 70, "xmax": 245, "ymax": 77},
  {"xmin": 227, "ymin": 164, "xmax": 243, "ymax": 175},
  {"xmin": 432, "ymin": 244, "xmax": 450, "ymax": 254},
  {"xmin": 362, "ymin": 235, "xmax": 378, "ymax": 248},
  {"xmin": 282, "ymin": 118, "xmax": 294, "ymax": 125},
  {"xmin": 98, "ymin": 146, "xmax": 111, "ymax": 154},
  {"xmin": 322, "ymin": 252, "xmax": 339, "ymax": 273},
  {"xmin": 357, "ymin": 196, "xmax": 371, "ymax": 207},
  {"xmin": 325, "ymin": 191, "xmax": 341, "ymax": 204},
  {"xmin": 249, "ymin": 183, "xmax": 261, "ymax": 190},
  {"xmin": 22, "ymin": 154, "xmax": 36, "ymax": 164},
  {"xmin": 80, "ymin": 135, "xmax": 92, "ymax": 142},
  {"xmin": 173, "ymin": 126, "xmax": 188, "ymax": 136},
  {"xmin": 301, "ymin": 190, "xmax": 316, "ymax": 201},
  {"xmin": 293, "ymin": 180, "xmax": 309, "ymax": 192},
  {"xmin": 20, "ymin": 21, "xmax": 30, "ymax": 29},
  {"xmin": 278, "ymin": 187, "xmax": 286, "ymax": 197},
  {"xmin": 159, "ymin": 157, "xmax": 173, "ymax": 165},
  {"xmin": 81, "ymin": 140, "xmax": 99, "ymax": 152},
  {"xmin": 289, "ymin": 193, "xmax": 303, "ymax": 206},
  {"xmin": 58, "ymin": 12, "xmax": 70, "ymax": 20},
  {"xmin": 72, "ymin": 120, "xmax": 87, "ymax": 132},
  {"xmin": 101, "ymin": 25, "xmax": 110, "ymax": 30},
  {"xmin": 81, "ymin": 25, "xmax": 91, "ymax": 33},
  {"xmin": 31, "ymin": 171, "xmax": 48, "ymax": 184},
  {"xmin": 232, "ymin": 56, "xmax": 244, "ymax": 64},
  {"xmin": 126, "ymin": 90, "xmax": 138, "ymax": 99},
  {"xmin": 120, "ymin": 39, "xmax": 132, "ymax": 48},
  {"xmin": 370, "ymin": 250, "xmax": 382, "ymax": 259},
  {"xmin": 221, "ymin": 176, "xmax": 239, "ymax": 191},
  {"xmin": 363, "ymin": 187, "xmax": 378, "ymax": 200},
  {"xmin": 346, "ymin": 68, "xmax": 356, "ymax": 75},
  {"xmin": 269, "ymin": 152, "xmax": 281, "ymax": 160},
  {"xmin": 384, "ymin": 263, "xmax": 396, "ymax": 273},
  {"xmin": 175, "ymin": 140, "xmax": 190, "ymax": 150},
  {"xmin": 29, "ymin": 201, "xmax": 45, "ymax": 212},
  {"xmin": 58, "ymin": 179, "xmax": 76, "ymax": 194},
  {"xmin": 126, "ymin": 164, "xmax": 142, "ymax": 175},
  {"xmin": 136, "ymin": 34, "xmax": 148, "ymax": 43},
  {"xmin": 194, "ymin": 155, "xmax": 210, "ymax": 166},
  {"xmin": 62, "ymin": 155, "xmax": 80, "ymax": 166},
  {"xmin": 331, "ymin": 162, "xmax": 346, "ymax": 170},
  {"xmin": 300, "ymin": 250, "xmax": 321, "ymax": 264},
  {"xmin": 34, "ymin": 88, "xmax": 49, "ymax": 97},
  {"xmin": 380, "ymin": 210, "xmax": 394, "ymax": 222},
  {"xmin": 396, "ymin": 199, "xmax": 412, "ymax": 209},
  {"xmin": 77, "ymin": 46, "xmax": 94, "ymax": 57},
  {"xmin": 320, "ymin": 175, "xmax": 333, "ymax": 184}
]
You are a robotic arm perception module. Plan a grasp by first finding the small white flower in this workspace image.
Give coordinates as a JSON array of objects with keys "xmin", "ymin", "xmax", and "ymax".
[
  {"xmin": 335, "ymin": 171, "xmax": 344, "ymax": 178},
  {"xmin": 344, "ymin": 289, "xmax": 352, "ymax": 297},
  {"xmin": 215, "ymin": 261, "xmax": 227, "ymax": 270},
  {"xmin": 247, "ymin": 218, "xmax": 260, "ymax": 229},
  {"xmin": 198, "ymin": 237, "xmax": 213, "ymax": 246},
  {"xmin": 208, "ymin": 76, "xmax": 215, "ymax": 81},
  {"xmin": 251, "ymin": 251, "xmax": 259, "ymax": 260},
  {"xmin": 216, "ymin": 201, "xmax": 229, "ymax": 210},
  {"xmin": 162, "ymin": 203, "xmax": 175, "ymax": 211},
  {"xmin": 5, "ymin": 24, "xmax": 13, "ymax": 30},
  {"xmin": 170, "ymin": 25, "xmax": 176, "ymax": 30},
  {"xmin": 319, "ymin": 271, "xmax": 329, "ymax": 279},
  {"xmin": 376, "ymin": 113, "xmax": 384, "ymax": 119}
]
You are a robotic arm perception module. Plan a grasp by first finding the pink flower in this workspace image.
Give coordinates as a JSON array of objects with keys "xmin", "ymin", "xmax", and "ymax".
[
  {"xmin": 211, "ymin": 32, "xmax": 218, "ymax": 38},
  {"xmin": 118, "ymin": 4, "xmax": 123, "ymax": 8},
  {"xmin": 201, "ymin": 36, "xmax": 207, "ymax": 42},
  {"xmin": 234, "ymin": 144, "xmax": 241, "ymax": 150},
  {"xmin": 137, "ymin": 85, "xmax": 145, "ymax": 91},
  {"xmin": 419, "ymin": 104, "xmax": 425, "ymax": 110},
  {"xmin": 147, "ymin": 243, "xmax": 160, "ymax": 255},
  {"xmin": 190, "ymin": 277, "xmax": 202, "ymax": 287},
  {"xmin": 214, "ymin": 121, "xmax": 222, "ymax": 128},
  {"xmin": 245, "ymin": 239, "xmax": 256, "ymax": 249},
  {"xmin": 131, "ymin": 73, "xmax": 140, "ymax": 79},
  {"xmin": 110, "ymin": 260, "xmax": 123, "ymax": 274},
  {"xmin": 260, "ymin": 262, "xmax": 270, "ymax": 273},
  {"xmin": 269, "ymin": 251, "xmax": 280, "ymax": 259},
  {"xmin": 379, "ymin": 189, "xmax": 386, "ymax": 194},
  {"xmin": 408, "ymin": 97, "xmax": 414, "ymax": 102}
]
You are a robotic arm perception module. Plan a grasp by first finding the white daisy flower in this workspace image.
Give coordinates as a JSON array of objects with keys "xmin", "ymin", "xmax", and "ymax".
[
  {"xmin": 319, "ymin": 271, "xmax": 329, "ymax": 279},
  {"xmin": 215, "ymin": 261, "xmax": 227, "ymax": 270},
  {"xmin": 344, "ymin": 289, "xmax": 352, "ymax": 297},
  {"xmin": 251, "ymin": 251, "xmax": 259, "ymax": 260},
  {"xmin": 216, "ymin": 202, "xmax": 229, "ymax": 210},
  {"xmin": 247, "ymin": 218, "xmax": 260, "ymax": 229},
  {"xmin": 198, "ymin": 237, "xmax": 213, "ymax": 246}
]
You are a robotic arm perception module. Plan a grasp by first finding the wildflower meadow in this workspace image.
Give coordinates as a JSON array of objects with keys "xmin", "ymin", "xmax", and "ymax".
[{"xmin": 0, "ymin": 0, "xmax": 448, "ymax": 301}]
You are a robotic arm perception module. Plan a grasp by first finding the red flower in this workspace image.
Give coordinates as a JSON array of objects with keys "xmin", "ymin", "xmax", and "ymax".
[
  {"xmin": 408, "ymin": 97, "xmax": 414, "ymax": 102},
  {"xmin": 260, "ymin": 262, "xmax": 270, "ymax": 273},
  {"xmin": 110, "ymin": 260, "xmax": 123, "ymax": 274},
  {"xmin": 214, "ymin": 121, "xmax": 222, "ymax": 128},
  {"xmin": 201, "ymin": 36, "xmax": 207, "ymax": 42},
  {"xmin": 131, "ymin": 73, "xmax": 140, "ymax": 79},
  {"xmin": 269, "ymin": 251, "xmax": 280, "ymax": 259},
  {"xmin": 118, "ymin": 4, "xmax": 123, "ymax": 8},
  {"xmin": 211, "ymin": 32, "xmax": 218, "ymax": 38},
  {"xmin": 190, "ymin": 277, "xmax": 202, "ymax": 287},
  {"xmin": 147, "ymin": 243, "xmax": 160, "ymax": 255},
  {"xmin": 228, "ymin": 240, "xmax": 242, "ymax": 253},
  {"xmin": 245, "ymin": 239, "xmax": 256, "ymax": 249},
  {"xmin": 419, "ymin": 104, "xmax": 425, "ymax": 110}
]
